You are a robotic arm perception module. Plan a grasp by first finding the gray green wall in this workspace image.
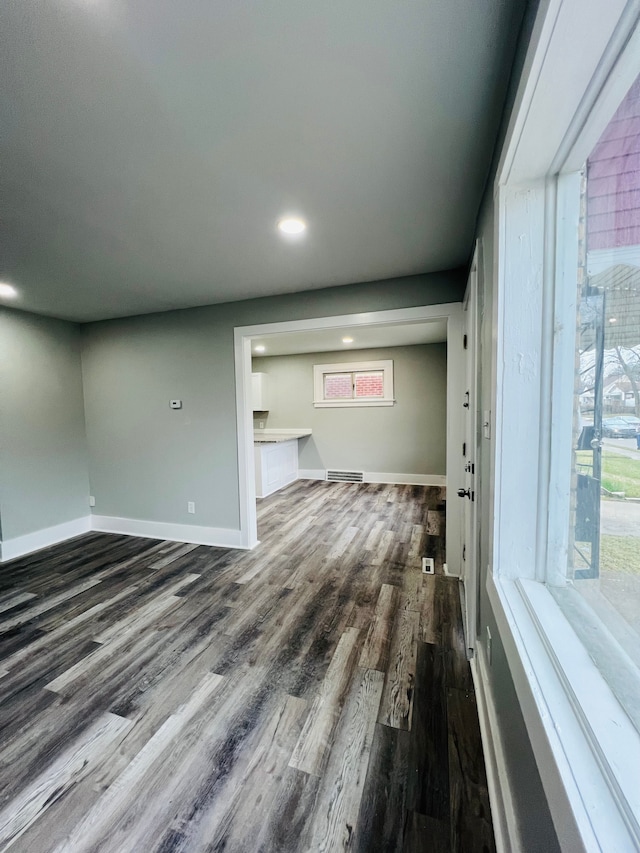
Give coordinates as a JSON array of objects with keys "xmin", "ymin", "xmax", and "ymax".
[
  {"xmin": 0, "ymin": 308, "xmax": 89, "ymax": 543},
  {"xmin": 253, "ymin": 344, "xmax": 446, "ymax": 476},
  {"xmin": 81, "ymin": 271, "xmax": 464, "ymax": 528}
]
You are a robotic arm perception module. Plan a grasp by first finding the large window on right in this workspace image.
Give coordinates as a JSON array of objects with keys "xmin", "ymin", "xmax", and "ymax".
[{"xmin": 559, "ymin": 73, "xmax": 640, "ymax": 729}]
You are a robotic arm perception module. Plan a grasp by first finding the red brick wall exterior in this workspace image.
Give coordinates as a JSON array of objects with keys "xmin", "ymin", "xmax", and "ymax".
[{"xmin": 587, "ymin": 75, "xmax": 640, "ymax": 251}]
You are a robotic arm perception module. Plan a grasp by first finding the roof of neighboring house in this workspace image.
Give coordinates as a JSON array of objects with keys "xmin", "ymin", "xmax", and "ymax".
[
  {"xmin": 603, "ymin": 380, "xmax": 628, "ymax": 396},
  {"xmin": 587, "ymin": 75, "xmax": 640, "ymax": 251}
]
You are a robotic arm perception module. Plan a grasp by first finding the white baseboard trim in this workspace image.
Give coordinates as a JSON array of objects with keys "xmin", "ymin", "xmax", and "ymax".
[
  {"xmin": 0, "ymin": 513, "xmax": 250, "ymax": 562},
  {"xmin": 90, "ymin": 515, "xmax": 247, "ymax": 550},
  {"xmin": 0, "ymin": 516, "xmax": 92, "ymax": 563},
  {"xmin": 298, "ymin": 469, "xmax": 327, "ymax": 480},
  {"xmin": 364, "ymin": 472, "xmax": 446, "ymax": 486},
  {"xmin": 297, "ymin": 470, "xmax": 446, "ymax": 487},
  {"xmin": 471, "ymin": 650, "xmax": 524, "ymax": 853}
]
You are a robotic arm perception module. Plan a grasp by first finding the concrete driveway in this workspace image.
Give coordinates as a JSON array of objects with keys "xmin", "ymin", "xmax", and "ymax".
[
  {"xmin": 603, "ymin": 437, "xmax": 640, "ymax": 459},
  {"xmin": 601, "ymin": 498, "xmax": 640, "ymax": 536}
]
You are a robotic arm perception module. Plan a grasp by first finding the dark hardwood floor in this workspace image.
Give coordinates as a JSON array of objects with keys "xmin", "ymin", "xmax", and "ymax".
[{"xmin": 0, "ymin": 481, "xmax": 494, "ymax": 852}]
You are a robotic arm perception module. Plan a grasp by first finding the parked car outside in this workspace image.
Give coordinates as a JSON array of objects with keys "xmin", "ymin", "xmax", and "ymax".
[{"xmin": 602, "ymin": 416, "xmax": 640, "ymax": 438}]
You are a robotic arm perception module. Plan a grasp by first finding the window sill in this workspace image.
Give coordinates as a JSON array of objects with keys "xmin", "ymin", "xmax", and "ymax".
[
  {"xmin": 313, "ymin": 399, "xmax": 395, "ymax": 408},
  {"xmin": 487, "ymin": 573, "xmax": 640, "ymax": 852}
]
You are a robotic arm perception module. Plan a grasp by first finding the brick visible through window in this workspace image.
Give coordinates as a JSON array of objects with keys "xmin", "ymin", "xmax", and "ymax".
[
  {"xmin": 354, "ymin": 371, "xmax": 384, "ymax": 398},
  {"xmin": 314, "ymin": 359, "xmax": 393, "ymax": 407},
  {"xmin": 324, "ymin": 373, "xmax": 353, "ymax": 399}
]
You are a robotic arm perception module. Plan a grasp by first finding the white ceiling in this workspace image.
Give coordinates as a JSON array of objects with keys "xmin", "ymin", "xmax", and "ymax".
[
  {"xmin": 0, "ymin": 0, "xmax": 523, "ymax": 322},
  {"xmin": 251, "ymin": 318, "xmax": 448, "ymax": 357}
]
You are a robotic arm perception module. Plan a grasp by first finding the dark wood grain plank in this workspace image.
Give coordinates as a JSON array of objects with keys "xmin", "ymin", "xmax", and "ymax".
[
  {"xmin": 448, "ymin": 686, "xmax": 495, "ymax": 853},
  {"xmin": 353, "ymin": 723, "xmax": 410, "ymax": 853},
  {"xmin": 406, "ymin": 642, "xmax": 450, "ymax": 821},
  {"xmin": 402, "ymin": 810, "xmax": 450, "ymax": 853},
  {"xmin": 302, "ymin": 668, "xmax": 385, "ymax": 852},
  {"xmin": 359, "ymin": 583, "xmax": 399, "ymax": 671},
  {"xmin": 378, "ymin": 607, "xmax": 419, "ymax": 730},
  {"xmin": 289, "ymin": 626, "xmax": 361, "ymax": 775},
  {"xmin": 0, "ymin": 712, "xmax": 132, "ymax": 849}
]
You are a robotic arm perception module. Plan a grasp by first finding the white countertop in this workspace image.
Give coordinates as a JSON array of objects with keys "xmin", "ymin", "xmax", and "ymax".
[{"xmin": 253, "ymin": 429, "xmax": 312, "ymax": 444}]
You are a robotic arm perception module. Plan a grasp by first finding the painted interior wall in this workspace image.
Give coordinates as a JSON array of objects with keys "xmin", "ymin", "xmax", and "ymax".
[
  {"xmin": 472, "ymin": 0, "xmax": 561, "ymax": 849},
  {"xmin": 81, "ymin": 271, "xmax": 463, "ymax": 531},
  {"xmin": 0, "ymin": 308, "xmax": 90, "ymax": 544},
  {"xmin": 252, "ymin": 344, "xmax": 446, "ymax": 476}
]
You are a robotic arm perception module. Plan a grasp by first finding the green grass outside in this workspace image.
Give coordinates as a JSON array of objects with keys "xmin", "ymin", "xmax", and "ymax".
[
  {"xmin": 576, "ymin": 450, "xmax": 640, "ymax": 498},
  {"xmin": 573, "ymin": 450, "xmax": 640, "ymax": 575},
  {"xmin": 601, "ymin": 535, "xmax": 640, "ymax": 575},
  {"xmin": 575, "ymin": 535, "xmax": 640, "ymax": 575}
]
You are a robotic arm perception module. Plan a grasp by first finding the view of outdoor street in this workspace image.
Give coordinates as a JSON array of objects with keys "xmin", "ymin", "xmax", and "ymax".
[
  {"xmin": 570, "ymin": 73, "xmax": 640, "ymax": 656},
  {"xmin": 596, "ymin": 440, "xmax": 640, "ymax": 635}
]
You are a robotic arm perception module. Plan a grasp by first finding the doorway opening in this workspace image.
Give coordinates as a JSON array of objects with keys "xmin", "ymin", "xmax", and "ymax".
[{"xmin": 234, "ymin": 303, "xmax": 465, "ymax": 576}]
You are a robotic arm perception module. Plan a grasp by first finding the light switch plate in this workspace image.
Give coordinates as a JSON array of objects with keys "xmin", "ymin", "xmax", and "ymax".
[{"xmin": 170, "ymin": 400, "xmax": 182, "ymax": 409}]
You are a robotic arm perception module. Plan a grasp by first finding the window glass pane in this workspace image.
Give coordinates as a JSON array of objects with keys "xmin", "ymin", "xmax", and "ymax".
[
  {"xmin": 354, "ymin": 370, "xmax": 384, "ymax": 398},
  {"xmin": 564, "ymin": 74, "xmax": 640, "ymax": 722},
  {"xmin": 324, "ymin": 372, "xmax": 353, "ymax": 399}
]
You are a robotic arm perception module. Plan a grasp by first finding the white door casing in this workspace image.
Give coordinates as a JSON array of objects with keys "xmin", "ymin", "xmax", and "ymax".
[{"xmin": 461, "ymin": 247, "xmax": 480, "ymax": 653}]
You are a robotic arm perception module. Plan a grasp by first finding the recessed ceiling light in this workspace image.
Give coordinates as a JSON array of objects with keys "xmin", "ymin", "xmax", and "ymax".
[
  {"xmin": 342, "ymin": 337, "xmax": 354, "ymax": 344},
  {"xmin": 609, "ymin": 317, "xmax": 617, "ymax": 323},
  {"xmin": 0, "ymin": 282, "xmax": 18, "ymax": 299},
  {"xmin": 277, "ymin": 217, "xmax": 306, "ymax": 235},
  {"xmin": 254, "ymin": 344, "xmax": 266, "ymax": 353}
]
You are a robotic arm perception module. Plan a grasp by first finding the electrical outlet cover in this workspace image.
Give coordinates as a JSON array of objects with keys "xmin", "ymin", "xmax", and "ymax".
[{"xmin": 421, "ymin": 556, "xmax": 435, "ymax": 574}]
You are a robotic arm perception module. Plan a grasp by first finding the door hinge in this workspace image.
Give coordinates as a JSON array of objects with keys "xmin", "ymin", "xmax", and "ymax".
[
  {"xmin": 462, "ymin": 544, "xmax": 466, "ymax": 561},
  {"xmin": 463, "ymin": 334, "xmax": 468, "ymax": 349},
  {"xmin": 462, "ymin": 442, "xmax": 466, "ymax": 457}
]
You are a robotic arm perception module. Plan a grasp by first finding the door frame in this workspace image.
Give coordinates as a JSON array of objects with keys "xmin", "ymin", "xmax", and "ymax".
[
  {"xmin": 234, "ymin": 303, "xmax": 465, "ymax": 571},
  {"xmin": 461, "ymin": 246, "xmax": 480, "ymax": 652}
]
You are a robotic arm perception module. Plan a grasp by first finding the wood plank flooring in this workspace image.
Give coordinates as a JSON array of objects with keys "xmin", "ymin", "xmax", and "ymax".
[{"xmin": 0, "ymin": 481, "xmax": 494, "ymax": 852}]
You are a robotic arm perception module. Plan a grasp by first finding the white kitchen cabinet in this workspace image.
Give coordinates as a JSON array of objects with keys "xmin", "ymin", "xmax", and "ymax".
[
  {"xmin": 254, "ymin": 439, "xmax": 298, "ymax": 498},
  {"xmin": 251, "ymin": 372, "xmax": 269, "ymax": 410}
]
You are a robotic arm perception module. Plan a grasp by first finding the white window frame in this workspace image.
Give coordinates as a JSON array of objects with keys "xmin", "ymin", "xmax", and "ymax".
[
  {"xmin": 312, "ymin": 359, "xmax": 394, "ymax": 407},
  {"xmin": 489, "ymin": 2, "xmax": 640, "ymax": 851}
]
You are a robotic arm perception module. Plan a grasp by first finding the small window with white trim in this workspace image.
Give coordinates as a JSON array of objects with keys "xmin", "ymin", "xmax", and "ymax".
[{"xmin": 313, "ymin": 360, "xmax": 394, "ymax": 407}]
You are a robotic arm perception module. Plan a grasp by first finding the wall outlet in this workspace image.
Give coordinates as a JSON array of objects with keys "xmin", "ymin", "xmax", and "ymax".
[
  {"xmin": 89, "ymin": 495, "xmax": 96, "ymax": 507},
  {"xmin": 421, "ymin": 556, "xmax": 435, "ymax": 574},
  {"xmin": 259, "ymin": 420, "xmax": 265, "ymax": 429},
  {"xmin": 187, "ymin": 501, "xmax": 195, "ymax": 514},
  {"xmin": 486, "ymin": 626, "xmax": 492, "ymax": 666}
]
